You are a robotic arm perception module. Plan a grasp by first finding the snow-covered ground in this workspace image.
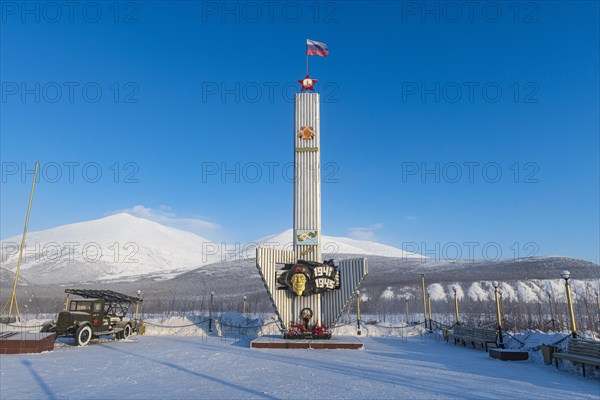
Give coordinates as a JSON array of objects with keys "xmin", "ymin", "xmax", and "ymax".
[{"xmin": 1, "ymin": 320, "xmax": 599, "ymax": 399}]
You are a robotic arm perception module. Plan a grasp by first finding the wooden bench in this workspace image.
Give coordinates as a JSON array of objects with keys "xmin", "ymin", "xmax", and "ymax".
[
  {"xmin": 449, "ymin": 325, "xmax": 498, "ymax": 352},
  {"xmin": 554, "ymin": 338, "xmax": 600, "ymax": 377}
]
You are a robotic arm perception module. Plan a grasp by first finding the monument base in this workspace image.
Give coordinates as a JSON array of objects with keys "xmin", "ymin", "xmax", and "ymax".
[
  {"xmin": 283, "ymin": 333, "xmax": 332, "ymax": 340},
  {"xmin": 0, "ymin": 332, "xmax": 56, "ymax": 354},
  {"xmin": 251, "ymin": 335, "xmax": 363, "ymax": 349},
  {"xmin": 489, "ymin": 348, "xmax": 529, "ymax": 361}
]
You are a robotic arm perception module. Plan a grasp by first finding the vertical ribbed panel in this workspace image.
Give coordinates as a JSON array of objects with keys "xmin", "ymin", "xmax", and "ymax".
[
  {"xmin": 256, "ymin": 247, "xmax": 325, "ymax": 327},
  {"xmin": 294, "ymin": 93, "xmax": 321, "ymax": 263},
  {"xmin": 322, "ymin": 258, "xmax": 368, "ymax": 327},
  {"xmin": 256, "ymin": 247, "xmax": 296, "ymax": 329},
  {"xmin": 257, "ymin": 247, "xmax": 368, "ymax": 329}
]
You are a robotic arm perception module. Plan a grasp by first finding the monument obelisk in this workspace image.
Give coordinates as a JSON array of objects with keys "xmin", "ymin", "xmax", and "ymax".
[
  {"xmin": 291, "ymin": 80, "xmax": 322, "ymax": 324},
  {"xmin": 294, "ymin": 90, "xmax": 321, "ymax": 264},
  {"xmin": 255, "ymin": 41, "xmax": 368, "ymax": 333}
]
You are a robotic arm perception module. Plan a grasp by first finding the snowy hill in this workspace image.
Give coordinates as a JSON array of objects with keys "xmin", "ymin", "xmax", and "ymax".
[
  {"xmin": 2, "ymin": 214, "xmax": 597, "ymax": 305},
  {"xmin": 0, "ymin": 214, "xmax": 420, "ymax": 285},
  {"xmin": 243, "ymin": 228, "xmax": 423, "ymax": 259},
  {"xmin": 0, "ymin": 213, "xmax": 222, "ymax": 284}
]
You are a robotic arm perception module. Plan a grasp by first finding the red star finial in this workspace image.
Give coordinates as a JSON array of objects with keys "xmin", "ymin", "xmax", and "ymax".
[{"xmin": 298, "ymin": 74, "xmax": 317, "ymax": 91}]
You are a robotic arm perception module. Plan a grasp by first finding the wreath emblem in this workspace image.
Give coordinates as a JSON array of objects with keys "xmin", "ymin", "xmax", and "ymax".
[{"xmin": 297, "ymin": 126, "xmax": 315, "ymax": 141}]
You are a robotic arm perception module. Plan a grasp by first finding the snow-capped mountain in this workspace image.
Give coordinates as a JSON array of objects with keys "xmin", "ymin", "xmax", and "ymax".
[
  {"xmin": 1, "ymin": 213, "xmax": 597, "ymax": 312},
  {"xmin": 0, "ymin": 214, "xmax": 420, "ymax": 285},
  {"xmin": 3, "ymin": 213, "xmax": 596, "ymax": 298},
  {"xmin": 0, "ymin": 213, "xmax": 222, "ymax": 284},
  {"xmin": 242, "ymin": 229, "xmax": 423, "ymax": 259}
]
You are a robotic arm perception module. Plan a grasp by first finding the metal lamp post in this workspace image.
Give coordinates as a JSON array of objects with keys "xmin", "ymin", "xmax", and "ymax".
[
  {"xmin": 498, "ymin": 290, "xmax": 504, "ymax": 321},
  {"xmin": 209, "ymin": 291, "xmax": 214, "ymax": 333},
  {"xmin": 492, "ymin": 281, "xmax": 504, "ymax": 348},
  {"xmin": 135, "ymin": 290, "xmax": 142, "ymax": 333},
  {"xmin": 135, "ymin": 290, "xmax": 141, "ymax": 319},
  {"xmin": 547, "ymin": 291, "xmax": 556, "ymax": 330},
  {"xmin": 427, "ymin": 290, "xmax": 433, "ymax": 333},
  {"xmin": 421, "ymin": 274, "xmax": 428, "ymax": 330},
  {"xmin": 561, "ymin": 270, "xmax": 577, "ymax": 338},
  {"xmin": 596, "ymin": 292, "xmax": 600, "ymax": 321},
  {"xmin": 356, "ymin": 290, "xmax": 362, "ymax": 336},
  {"xmin": 243, "ymin": 295, "xmax": 247, "ymax": 316},
  {"xmin": 453, "ymin": 285, "xmax": 460, "ymax": 326}
]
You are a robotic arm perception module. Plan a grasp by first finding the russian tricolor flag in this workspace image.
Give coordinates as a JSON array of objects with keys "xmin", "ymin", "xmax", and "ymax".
[{"xmin": 306, "ymin": 39, "xmax": 329, "ymax": 57}]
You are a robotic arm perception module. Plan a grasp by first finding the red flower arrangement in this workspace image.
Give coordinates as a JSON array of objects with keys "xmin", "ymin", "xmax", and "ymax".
[{"xmin": 284, "ymin": 322, "xmax": 332, "ymax": 340}]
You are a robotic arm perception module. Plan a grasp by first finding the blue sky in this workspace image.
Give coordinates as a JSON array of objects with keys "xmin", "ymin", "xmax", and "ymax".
[{"xmin": 1, "ymin": 1, "xmax": 598, "ymax": 262}]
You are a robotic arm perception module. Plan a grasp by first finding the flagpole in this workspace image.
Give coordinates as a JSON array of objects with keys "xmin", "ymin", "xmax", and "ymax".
[
  {"xmin": 1, "ymin": 160, "xmax": 38, "ymax": 322},
  {"xmin": 306, "ymin": 38, "xmax": 309, "ymax": 75}
]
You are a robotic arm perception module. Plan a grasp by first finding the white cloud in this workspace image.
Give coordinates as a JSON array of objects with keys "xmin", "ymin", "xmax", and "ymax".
[
  {"xmin": 117, "ymin": 205, "xmax": 219, "ymax": 234},
  {"xmin": 347, "ymin": 223, "xmax": 383, "ymax": 241},
  {"xmin": 404, "ymin": 216, "xmax": 417, "ymax": 221}
]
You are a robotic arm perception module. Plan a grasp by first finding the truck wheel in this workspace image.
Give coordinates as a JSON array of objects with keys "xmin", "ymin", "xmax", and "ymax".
[
  {"xmin": 122, "ymin": 324, "xmax": 132, "ymax": 339},
  {"xmin": 75, "ymin": 325, "xmax": 92, "ymax": 346}
]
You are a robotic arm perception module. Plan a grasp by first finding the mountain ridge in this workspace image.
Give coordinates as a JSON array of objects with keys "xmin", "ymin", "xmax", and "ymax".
[
  {"xmin": 1, "ymin": 213, "xmax": 422, "ymax": 284},
  {"xmin": 1, "ymin": 214, "xmax": 597, "ymax": 312}
]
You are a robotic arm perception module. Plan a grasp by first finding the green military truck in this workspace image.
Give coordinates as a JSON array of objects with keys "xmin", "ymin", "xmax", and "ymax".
[{"xmin": 41, "ymin": 289, "xmax": 143, "ymax": 346}]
